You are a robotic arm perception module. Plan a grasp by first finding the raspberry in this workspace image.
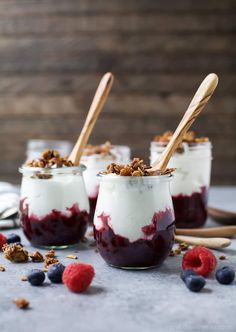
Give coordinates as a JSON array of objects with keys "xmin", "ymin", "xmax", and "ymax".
[
  {"xmin": 62, "ymin": 263, "xmax": 95, "ymax": 293},
  {"xmin": 0, "ymin": 233, "xmax": 7, "ymax": 250},
  {"xmin": 182, "ymin": 246, "xmax": 217, "ymax": 277}
]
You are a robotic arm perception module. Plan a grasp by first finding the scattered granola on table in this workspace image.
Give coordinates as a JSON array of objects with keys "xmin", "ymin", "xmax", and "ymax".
[
  {"xmin": 45, "ymin": 250, "xmax": 56, "ymax": 258},
  {"xmin": 0, "ymin": 264, "xmax": 6, "ymax": 272},
  {"xmin": 44, "ymin": 256, "xmax": 60, "ymax": 272},
  {"xmin": 13, "ymin": 298, "xmax": 29, "ymax": 309},
  {"xmin": 21, "ymin": 276, "xmax": 28, "ymax": 281},
  {"xmin": 3, "ymin": 243, "xmax": 28, "ymax": 263},
  {"xmin": 29, "ymin": 251, "xmax": 44, "ymax": 262},
  {"xmin": 66, "ymin": 255, "xmax": 78, "ymax": 260},
  {"xmin": 219, "ymin": 255, "xmax": 226, "ymax": 260}
]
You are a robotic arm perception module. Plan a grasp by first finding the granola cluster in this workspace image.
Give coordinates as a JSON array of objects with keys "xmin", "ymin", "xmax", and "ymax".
[
  {"xmin": 104, "ymin": 158, "xmax": 174, "ymax": 176},
  {"xmin": 25, "ymin": 150, "xmax": 74, "ymax": 168},
  {"xmin": 154, "ymin": 131, "xmax": 209, "ymax": 144},
  {"xmin": 83, "ymin": 141, "xmax": 115, "ymax": 158},
  {"xmin": 3, "ymin": 243, "xmax": 29, "ymax": 263},
  {"xmin": 13, "ymin": 298, "xmax": 29, "ymax": 309},
  {"xmin": 44, "ymin": 250, "xmax": 59, "ymax": 271}
]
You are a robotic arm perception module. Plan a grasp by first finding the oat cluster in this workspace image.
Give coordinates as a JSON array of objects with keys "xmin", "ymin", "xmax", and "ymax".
[
  {"xmin": 3, "ymin": 243, "xmax": 29, "ymax": 263},
  {"xmin": 154, "ymin": 131, "xmax": 209, "ymax": 144},
  {"xmin": 83, "ymin": 141, "xmax": 114, "ymax": 157},
  {"xmin": 104, "ymin": 158, "xmax": 174, "ymax": 176},
  {"xmin": 44, "ymin": 250, "xmax": 59, "ymax": 271},
  {"xmin": 13, "ymin": 298, "xmax": 29, "ymax": 309},
  {"xmin": 25, "ymin": 150, "xmax": 74, "ymax": 168}
]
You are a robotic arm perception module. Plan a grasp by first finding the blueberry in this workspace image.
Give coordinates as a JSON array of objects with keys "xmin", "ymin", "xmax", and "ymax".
[
  {"xmin": 27, "ymin": 269, "xmax": 45, "ymax": 286},
  {"xmin": 215, "ymin": 266, "xmax": 235, "ymax": 285},
  {"xmin": 181, "ymin": 269, "xmax": 198, "ymax": 282},
  {"xmin": 47, "ymin": 263, "xmax": 65, "ymax": 283},
  {"xmin": 7, "ymin": 233, "xmax": 21, "ymax": 244},
  {"xmin": 185, "ymin": 275, "xmax": 206, "ymax": 292}
]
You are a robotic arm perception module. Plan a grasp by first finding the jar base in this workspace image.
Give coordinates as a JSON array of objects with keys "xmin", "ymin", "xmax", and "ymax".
[
  {"xmin": 31, "ymin": 243, "xmax": 78, "ymax": 250},
  {"xmin": 109, "ymin": 264, "xmax": 160, "ymax": 270}
]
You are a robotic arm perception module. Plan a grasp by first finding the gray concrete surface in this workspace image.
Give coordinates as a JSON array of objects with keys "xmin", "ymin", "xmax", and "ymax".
[{"xmin": 0, "ymin": 187, "xmax": 236, "ymax": 332}]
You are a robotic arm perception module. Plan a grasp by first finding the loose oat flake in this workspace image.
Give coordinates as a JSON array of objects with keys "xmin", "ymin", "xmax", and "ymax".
[
  {"xmin": 13, "ymin": 298, "xmax": 29, "ymax": 309},
  {"xmin": 66, "ymin": 255, "xmax": 78, "ymax": 260}
]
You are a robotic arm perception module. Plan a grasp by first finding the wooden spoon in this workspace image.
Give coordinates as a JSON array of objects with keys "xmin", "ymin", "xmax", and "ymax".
[
  {"xmin": 148, "ymin": 73, "xmax": 218, "ymax": 173},
  {"xmin": 69, "ymin": 72, "xmax": 114, "ymax": 165},
  {"xmin": 208, "ymin": 206, "xmax": 236, "ymax": 225},
  {"xmin": 175, "ymin": 235, "xmax": 231, "ymax": 249},
  {"xmin": 176, "ymin": 226, "xmax": 236, "ymax": 238}
]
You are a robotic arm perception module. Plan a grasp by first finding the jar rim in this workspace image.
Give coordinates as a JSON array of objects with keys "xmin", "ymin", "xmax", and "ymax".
[
  {"xmin": 151, "ymin": 141, "xmax": 212, "ymax": 150},
  {"xmin": 97, "ymin": 173, "xmax": 173, "ymax": 182},
  {"xmin": 19, "ymin": 164, "xmax": 86, "ymax": 175}
]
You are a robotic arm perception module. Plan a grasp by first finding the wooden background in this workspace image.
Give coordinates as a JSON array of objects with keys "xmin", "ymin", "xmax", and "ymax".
[{"xmin": 0, "ymin": 0, "xmax": 235, "ymax": 184}]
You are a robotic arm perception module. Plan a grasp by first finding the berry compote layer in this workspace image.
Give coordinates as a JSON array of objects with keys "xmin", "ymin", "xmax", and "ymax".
[
  {"xmin": 88, "ymin": 195, "xmax": 98, "ymax": 224},
  {"xmin": 20, "ymin": 200, "xmax": 89, "ymax": 247},
  {"xmin": 94, "ymin": 209, "xmax": 175, "ymax": 268},
  {"xmin": 172, "ymin": 186, "xmax": 208, "ymax": 228}
]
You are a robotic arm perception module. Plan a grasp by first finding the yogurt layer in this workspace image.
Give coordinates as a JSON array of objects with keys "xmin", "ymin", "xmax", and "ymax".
[
  {"xmin": 150, "ymin": 142, "xmax": 212, "ymax": 196},
  {"xmin": 94, "ymin": 174, "xmax": 174, "ymax": 242},
  {"xmin": 21, "ymin": 173, "xmax": 89, "ymax": 217}
]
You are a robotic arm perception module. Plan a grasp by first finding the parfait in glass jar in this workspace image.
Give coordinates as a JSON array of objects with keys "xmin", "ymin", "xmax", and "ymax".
[
  {"xmin": 81, "ymin": 142, "xmax": 131, "ymax": 223},
  {"xmin": 94, "ymin": 158, "xmax": 175, "ymax": 269},
  {"xmin": 150, "ymin": 131, "xmax": 212, "ymax": 228},
  {"xmin": 19, "ymin": 150, "xmax": 89, "ymax": 249}
]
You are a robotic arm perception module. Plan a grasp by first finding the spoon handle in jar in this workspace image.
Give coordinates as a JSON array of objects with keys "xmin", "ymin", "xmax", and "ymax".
[
  {"xmin": 176, "ymin": 226, "xmax": 236, "ymax": 238},
  {"xmin": 149, "ymin": 73, "xmax": 218, "ymax": 173},
  {"xmin": 69, "ymin": 72, "xmax": 114, "ymax": 165},
  {"xmin": 175, "ymin": 235, "xmax": 231, "ymax": 249}
]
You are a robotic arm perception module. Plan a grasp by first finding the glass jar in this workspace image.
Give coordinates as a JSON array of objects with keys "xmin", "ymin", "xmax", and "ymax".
[
  {"xmin": 94, "ymin": 174, "xmax": 175, "ymax": 269},
  {"xmin": 19, "ymin": 166, "xmax": 89, "ymax": 249},
  {"xmin": 26, "ymin": 139, "xmax": 72, "ymax": 160},
  {"xmin": 150, "ymin": 141, "xmax": 212, "ymax": 228},
  {"xmin": 81, "ymin": 145, "xmax": 131, "ymax": 224}
]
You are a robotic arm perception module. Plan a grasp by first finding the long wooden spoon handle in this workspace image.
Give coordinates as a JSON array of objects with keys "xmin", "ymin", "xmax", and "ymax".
[
  {"xmin": 175, "ymin": 235, "xmax": 231, "ymax": 249},
  {"xmin": 176, "ymin": 226, "xmax": 236, "ymax": 238},
  {"xmin": 151, "ymin": 73, "xmax": 218, "ymax": 172},
  {"xmin": 69, "ymin": 72, "xmax": 114, "ymax": 165}
]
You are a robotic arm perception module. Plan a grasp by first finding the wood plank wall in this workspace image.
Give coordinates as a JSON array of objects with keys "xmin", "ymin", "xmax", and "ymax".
[{"xmin": 0, "ymin": 0, "xmax": 235, "ymax": 184}]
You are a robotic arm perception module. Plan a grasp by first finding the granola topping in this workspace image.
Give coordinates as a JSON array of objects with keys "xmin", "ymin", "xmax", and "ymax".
[
  {"xmin": 13, "ymin": 298, "xmax": 29, "ymax": 309},
  {"xmin": 154, "ymin": 131, "xmax": 209, "ymax": 145},
  {"xmin": 3, "ymin": 243, "xmax": 28, "ymax": 263},
  {"xmin": 44, "ymin": 250, "xmax": 59, "ymax": 270},
  {"xmin": 25, "ymin": 150, "xmax": 74, "ymax": 169},
  {"xmin": 83, "ymin": 141, "xmax": 115, "ymax": 158},
  {"xmin": 104, "ymin": 158, "xmax": 174, "ymax": 176}
]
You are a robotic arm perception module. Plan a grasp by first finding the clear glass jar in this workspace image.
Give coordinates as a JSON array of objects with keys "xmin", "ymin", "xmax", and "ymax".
[
  {"xmin": 150, "ymin": 141, "xmax": 212, "ymax": 228},
  {"xmin": 94, "ymin": 174, "xmax": 175, "ymax": 269},
  {"xmin": 81, "ymin": 145, "xmax": 131, "ymax": 224},
  {"xmin": 26, "ymin": 139, "xmax": 72, "ymax": 160},
  {"xmin": 19, "ymin": 166, "xmax": 89, "ymax": 249}
]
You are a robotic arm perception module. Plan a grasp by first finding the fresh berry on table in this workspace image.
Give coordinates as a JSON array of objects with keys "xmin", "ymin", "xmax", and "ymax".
[
  {"xmin": 0, "ymin": 233, "xmax": 7, "ymax": 250},
  {"xmin": 215, "ymin": 266, "xmax": 235, "ymax": 285},
  {"xmin": 182, "ymin": 246, "xmax": 217, "ymax": 277},
  {"xmin": 184, "ymin": 274, "xmax": 206, "ymax": 292},
  {"xmin": 47, "ymin": 263, "xmax": 65, "ymax": 283},
  {"xmin": 7, "ymin": 233, "xmax": 21, "ymax": 244},
  {"xmin": 62, "ymin": 262, "xmax": 95, "ymax": 293},
  {"xmin": 27, "ymin": 269, "xmax": 45, "ymax": 286},
  {"xmin": 180, "ymin": 269, "xmax": 198, "ymax": 282}
]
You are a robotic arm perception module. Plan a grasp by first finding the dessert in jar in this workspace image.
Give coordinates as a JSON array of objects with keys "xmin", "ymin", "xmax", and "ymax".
[
  {"xmin": 94, "ymin": 158, "xmax": 175, "ymax": 269},
  {"xmin": 150, "ymin": 131, "xmax": 212, "ymax": 228},
  {"xmin": 81, "ymin": 142, "xmax": 131, "ymax": 223},
  {"xmin": 19, "ymin": 150, "xmax": 89, "ymax": 249}
]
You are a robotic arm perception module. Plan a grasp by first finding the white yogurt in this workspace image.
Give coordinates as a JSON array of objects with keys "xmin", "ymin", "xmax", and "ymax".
[
  {"xmin": 94, "ymin": 174, "xmax": 174, "ymax": 242},
  {"xmin": 150, "ymin": 142, "xmax": 212, "ymax": 196},
  {"xmin": 20, "ymin": 166, "xmax": 89, "ymax": 217},
  {"xmin": 81, "ymin": 145, "xmax": 131, "ymax": 198}
]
